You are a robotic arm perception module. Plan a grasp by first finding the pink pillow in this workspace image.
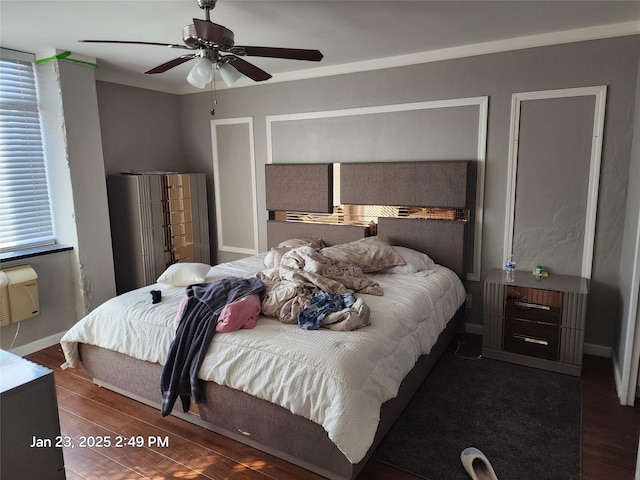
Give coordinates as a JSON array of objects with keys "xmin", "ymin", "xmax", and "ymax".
[{"xmin": 215, "ymin": 294, "xmax": 261, "ymax": 333}]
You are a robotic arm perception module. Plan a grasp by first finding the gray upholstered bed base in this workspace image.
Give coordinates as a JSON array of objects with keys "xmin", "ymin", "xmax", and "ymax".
[{"xmin": 78, "ymin": 307, "xmax": 463, "ymax": 480}]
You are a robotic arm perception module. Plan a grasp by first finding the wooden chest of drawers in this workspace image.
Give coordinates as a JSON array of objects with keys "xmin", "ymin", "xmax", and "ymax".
[{"xmin": 482, "ymin": 269, "xmax": 588, "ymax": 376}]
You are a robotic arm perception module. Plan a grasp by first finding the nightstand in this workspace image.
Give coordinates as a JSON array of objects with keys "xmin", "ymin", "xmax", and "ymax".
[{"xmin": 482, "ymin": 269, "xmax": 589, "ymax": 376}]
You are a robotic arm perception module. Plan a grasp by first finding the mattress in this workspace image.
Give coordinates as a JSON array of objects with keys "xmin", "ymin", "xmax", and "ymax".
[{"xmin": 60, "ymin": 253, "xmax": 465, "ymax": 464}]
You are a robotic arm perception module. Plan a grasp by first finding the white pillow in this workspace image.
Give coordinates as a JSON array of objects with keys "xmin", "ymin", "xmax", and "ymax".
[
  {"xmin": 157, "ymin": 262, "xmax": 211, "ymax": 286},
  {"xmin": 384, "ymin": 246, "xmax": 436, "ymax": 274}
]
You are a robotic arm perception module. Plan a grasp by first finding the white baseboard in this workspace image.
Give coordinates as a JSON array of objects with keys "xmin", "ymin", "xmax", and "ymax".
[
  {"xmin": 464, "ymin": 322, "xmax": 611, "ymax": 358},
  {"xmin": 9, "ymin": 330, "xmax": 67, "ymax": 357}
]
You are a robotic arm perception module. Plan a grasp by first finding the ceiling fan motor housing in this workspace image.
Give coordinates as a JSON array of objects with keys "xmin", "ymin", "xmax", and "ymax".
[
  {"xmin": 197, "ymin": 0, "xmax": 217, "ymax": 11},
  {"xmin": 183, "ymin": 24, "xmax": 234, "ymax": 51}
]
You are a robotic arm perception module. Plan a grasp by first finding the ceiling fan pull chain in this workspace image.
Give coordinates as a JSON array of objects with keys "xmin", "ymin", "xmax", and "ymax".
[{"xmin": 210, "ymin": 72, "xmax": 217, "ymax": 116}]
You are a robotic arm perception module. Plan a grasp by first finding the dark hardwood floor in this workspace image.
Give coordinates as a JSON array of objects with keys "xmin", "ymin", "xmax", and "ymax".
[{"xmin": 25, "ymin": 336, "xmax": 640, "ymax": 480}]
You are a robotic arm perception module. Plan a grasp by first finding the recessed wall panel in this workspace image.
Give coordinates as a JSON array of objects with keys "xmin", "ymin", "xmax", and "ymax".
[
  {"xmin": 212, "ymin": 120, "xmax": 258, "ymax": 254},
  {"xmin": 513, "ymin": 96, "xmax": 594, "ymax": 275}
]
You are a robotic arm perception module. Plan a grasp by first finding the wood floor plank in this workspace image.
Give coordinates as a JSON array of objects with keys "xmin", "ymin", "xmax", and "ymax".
[
  {"xmin": 55, "ymin": 370, "xmax": 105, "ymax": 399},
  {"xmin": 153, "ymin": 414, "xmax": 326, "ymax": 480},
  {"xmin": 62, "ymin": 446, "xmax": 143, "ymax": 480},
  {"xmin": 581, "ymin": 355, "xmax": 640, "ymax": 480},
  {"xmin": 58, "ymin": 390, "xmax": 137, "ymax": 432},
  {"xmin": 27, "ymin": 345, "xmax": 67, "ymax": 370},
  {"xmin": 183, "ymin": 451, "xmax": 277, "ymax": 479},
  {"xmin": 117, "ymin": 418, "xmax": 211, "ymax": 465},
  {"xmin": 87, "ymin": 386, "xmax": 165, "ymax": 425}
]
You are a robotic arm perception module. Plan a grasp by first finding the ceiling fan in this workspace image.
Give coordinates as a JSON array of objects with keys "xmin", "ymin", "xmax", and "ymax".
[{"xmin": 79, "ymin": 0, "xmax": 323, "ymax": 88}]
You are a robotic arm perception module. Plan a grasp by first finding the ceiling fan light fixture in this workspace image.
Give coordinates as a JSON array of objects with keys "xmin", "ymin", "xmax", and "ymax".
[
  {"xmin": 218, "ymin": 62, "xmax": 242, "ymax": 87},
  {"xmin": 187, "ymin": 55, "xmax": 213, "ymax": 88}
]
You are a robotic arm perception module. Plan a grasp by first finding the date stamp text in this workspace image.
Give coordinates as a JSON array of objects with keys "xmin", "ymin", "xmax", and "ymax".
[{"xmin": 30, "ymin": 435, "xmax": 170, "ymax": 449}]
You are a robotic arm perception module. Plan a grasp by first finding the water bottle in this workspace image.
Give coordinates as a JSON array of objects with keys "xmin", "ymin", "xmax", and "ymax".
[{"xmin": 504, "ymin": 256, "xmax": 516, "ymax": 283}]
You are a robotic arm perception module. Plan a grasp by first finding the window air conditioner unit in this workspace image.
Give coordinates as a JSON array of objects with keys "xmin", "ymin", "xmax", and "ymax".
[{"xmin": 0, "ymin": 265, "xmax": 39, "ymax": 327}]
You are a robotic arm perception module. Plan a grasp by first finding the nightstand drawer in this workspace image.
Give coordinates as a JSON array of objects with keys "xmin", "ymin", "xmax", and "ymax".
[
  {"xmin": 504, "ymin": 317, "xmax": 559, "ymax": 361},
  {"xmin": 505, "ymin": 301, "xmax": 561, "ymax": 325}
]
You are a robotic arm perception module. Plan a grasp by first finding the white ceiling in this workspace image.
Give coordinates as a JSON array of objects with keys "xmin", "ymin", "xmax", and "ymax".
[{"xmin": 1, "ymin": 0, "xmax": 639, "ymax": 94}]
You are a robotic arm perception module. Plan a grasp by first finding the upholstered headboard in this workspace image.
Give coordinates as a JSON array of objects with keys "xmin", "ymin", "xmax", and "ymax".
[
  {"xmin": 265, "ymin": 160, "xmax": 472, "ymax": 277},
  {"xmin": 340, "ymin": 161, "xmax": 471, "ymax": 208},
  {"xmin": 377, "ymin": 218, "xmax": 467, "ymax": 277},
  {"xmin": 265, "ymin": 163, "xmax": 333, "ymax": 213}
]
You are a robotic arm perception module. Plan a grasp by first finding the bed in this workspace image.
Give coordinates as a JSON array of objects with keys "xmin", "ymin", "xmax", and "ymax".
[{"xmin": 60, "ymin": 160, "xmax": 472, "ymax": 480}]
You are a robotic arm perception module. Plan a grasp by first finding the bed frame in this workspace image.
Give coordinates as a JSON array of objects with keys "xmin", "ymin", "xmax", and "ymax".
[{"xmin": 78, "ymin": 160, "xmax": 472, "ymax": 480}]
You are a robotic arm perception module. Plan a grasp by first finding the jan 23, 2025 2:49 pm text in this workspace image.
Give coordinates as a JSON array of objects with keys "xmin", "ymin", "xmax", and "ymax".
[{"xmin": 29, "ymin": 435, "xmax": 170, "ymax": 449}]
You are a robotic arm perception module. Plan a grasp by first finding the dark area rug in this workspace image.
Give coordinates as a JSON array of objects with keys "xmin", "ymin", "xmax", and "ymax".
[{"xmin": 373, "ymin": 345, "xmax": 582, "ymax": 480}]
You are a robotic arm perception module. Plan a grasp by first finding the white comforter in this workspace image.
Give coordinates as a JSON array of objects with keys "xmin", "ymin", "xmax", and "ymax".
[{"xmin": 60, "ymin": 253, "xmax": 465, "ymax": 464}]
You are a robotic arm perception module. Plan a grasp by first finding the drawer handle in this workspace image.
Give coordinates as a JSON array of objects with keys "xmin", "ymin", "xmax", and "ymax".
[
  {"xmin": 513, "ymin": 334, "xmax": 549, "ymax": 346},
  {"xmin": 512, "ymin": 316, "xmax": 558, "ymax": 325},
  {"xmin": 514, "ymin": 301, "xmax": 550, "ymax": 311}
]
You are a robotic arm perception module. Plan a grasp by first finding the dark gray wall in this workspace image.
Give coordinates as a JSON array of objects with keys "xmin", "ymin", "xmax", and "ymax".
[
  {"xmin": 96, "ymin": 81, "xmax": 184, "ymax": 175},
  {"xmin": 177, "ymin": 35, "xmax": 640, "ymax": 347}
]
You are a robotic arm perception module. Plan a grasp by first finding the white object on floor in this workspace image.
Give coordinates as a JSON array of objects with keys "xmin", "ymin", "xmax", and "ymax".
[{"xmin": 460, "ymin": 447, "xmax": 499, "ymax": 480}]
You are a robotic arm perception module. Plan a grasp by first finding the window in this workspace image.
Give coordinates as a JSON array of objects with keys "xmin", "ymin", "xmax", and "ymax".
[{"xmin": 0, "ymin": 50, "xmax": 55, "ymax": 252}]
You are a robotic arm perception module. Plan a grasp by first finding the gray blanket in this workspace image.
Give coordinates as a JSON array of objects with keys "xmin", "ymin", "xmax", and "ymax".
[{"xmin": 160, "ymin": 276, "xmax": 265, "ymax": 416}]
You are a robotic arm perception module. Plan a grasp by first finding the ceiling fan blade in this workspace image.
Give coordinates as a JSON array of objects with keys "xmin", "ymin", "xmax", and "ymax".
[
  {"xmin": 193, "ymin": 18, "xmax": 229, "ymax": 45},
  {"xmin": 79, "ymin": 40, "xmax": 191, "ymax": 50},
  {"xmin": 236, "ymin": 46, "xmax": 323, "ymax": 62},
  {"xmin": 227, "ymin": 56, "xmax": 272, "ymax": 82},
  {"xmin": 145, "ymin": 55, "xmax": 197, "ymax": 74}
]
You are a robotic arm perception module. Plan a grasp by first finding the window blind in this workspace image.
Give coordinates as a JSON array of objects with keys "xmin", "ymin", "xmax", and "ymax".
[{"xmin": 0, "ymin": 55, "xmax": 55, "ymax": 252}]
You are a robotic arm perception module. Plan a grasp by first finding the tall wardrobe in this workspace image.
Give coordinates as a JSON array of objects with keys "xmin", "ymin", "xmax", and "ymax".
[{"xmin": 107, "ymin": 173, "xmax": 210, "ymax": 294}]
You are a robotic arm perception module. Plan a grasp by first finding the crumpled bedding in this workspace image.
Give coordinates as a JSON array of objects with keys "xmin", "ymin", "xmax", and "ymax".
[
  {"xmin": 298, "ymin": 291, "xmax": 371, "ymax": 331},
  {"xmin": 60, "ymin": 252, "xmax": 465, "ymax": 464},
  {"xmin": 257, "ymin": 245, "xmax": 380, "ymax": 329}
]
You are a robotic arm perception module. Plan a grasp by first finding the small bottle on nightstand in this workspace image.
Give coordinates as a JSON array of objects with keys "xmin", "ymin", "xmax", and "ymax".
[
  {"xmin": 534, "ymin": 265, "xmax": 543, "ymax": 280},
  {"xmin": 504, "ymin": 257, "xmax": 516, "ymax": 283}
]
